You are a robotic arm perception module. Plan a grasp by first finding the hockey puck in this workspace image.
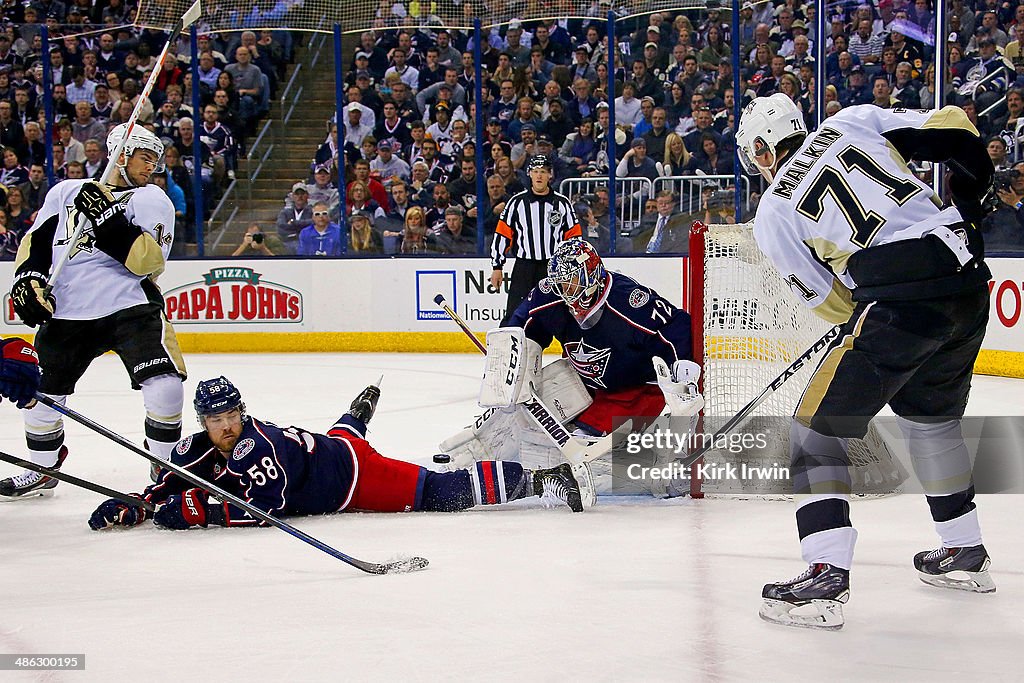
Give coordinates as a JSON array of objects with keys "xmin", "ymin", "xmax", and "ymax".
[{"xmin": 432, "ymin": 453, "xmax": 451, "ymax": 464}]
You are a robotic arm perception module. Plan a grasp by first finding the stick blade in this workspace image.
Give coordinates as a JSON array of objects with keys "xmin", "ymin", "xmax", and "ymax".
[
  {"xmin": 181, "ymin": 0, "xmax": 202, "ymax": 27},
  {"xmin": 356, "ymin": 556, "xmax": 430, "ymax": 575}
]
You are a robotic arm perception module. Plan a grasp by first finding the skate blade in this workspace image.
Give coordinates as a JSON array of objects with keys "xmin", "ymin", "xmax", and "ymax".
[
  {"xmin": 917, "ymin": 570, "xmax": 996, "ymax": 593},
  {"xmin": 0, "ymin": 486, "xmax": 57, "ymax": 502},
  {"xmin": 759, "ymin": 598, "xmax": 846, "ymax": 631},
  {"xmin": 571, "ymin": 462, "xmax": 597, "ymax": 510}
]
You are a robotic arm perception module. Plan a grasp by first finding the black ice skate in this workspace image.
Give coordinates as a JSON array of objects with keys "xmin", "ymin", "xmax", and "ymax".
[
  {"xmin": 532, "ymin": 462, "xmax": 596, "ymax": 512},
  {"xmin": 760, "ymin": 563, "xmax": 850, "ymax": 631},
  {"xmin": 347, "ymin": 384, "xmax": 381, "ymax": 425},
  {"xmin": 914, "ymin": 545, "xmax": 996, "ymax": 593},
  {"xmin": 0, "ymin": 447, "xmax": 69, "ymax": 500}
]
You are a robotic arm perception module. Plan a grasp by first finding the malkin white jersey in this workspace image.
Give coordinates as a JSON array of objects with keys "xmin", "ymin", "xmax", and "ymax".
[
  {"xmin": 753, "ymin": 105, "xmax": 984, "ymax": 324},
  {"xmin": 20, "ymin": 180, "xmax": 175, "ymax": 320}
]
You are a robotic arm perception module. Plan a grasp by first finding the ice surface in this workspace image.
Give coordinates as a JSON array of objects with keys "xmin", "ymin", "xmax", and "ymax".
[{"xmin": 1, "ymin": 354, "xmax": 1021, "ymax": 681}]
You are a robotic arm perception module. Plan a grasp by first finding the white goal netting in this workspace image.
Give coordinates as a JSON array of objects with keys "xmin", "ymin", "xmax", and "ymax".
[{"xmin": 692, "ymin": 223, "xmax": 907, "ymax": 496}]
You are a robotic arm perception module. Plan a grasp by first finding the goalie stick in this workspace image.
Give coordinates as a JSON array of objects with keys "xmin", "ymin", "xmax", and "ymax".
[
  {"xmin": 0, "ymin": 450, "xmax": 155, "ymax": 511},
  {"xmin": 46, "ymin": 0, "xmax": 203, "ymax": 297},
  {"xmin": 433, "ymin": 294, "xmax": 610, "ymax": 465},
  {"xmin": 33, "ymin": 392, "xmax": 428, "ymax": 575}
]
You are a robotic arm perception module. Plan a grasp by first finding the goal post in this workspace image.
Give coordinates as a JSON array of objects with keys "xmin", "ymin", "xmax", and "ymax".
[{"xmin": 687, "ymin": 221, "xmax": 907, "ymax": 497}]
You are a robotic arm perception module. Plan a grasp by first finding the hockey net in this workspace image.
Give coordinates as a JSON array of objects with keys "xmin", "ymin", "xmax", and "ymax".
[{"xmin": 687, "ymin": 222, "xmax": 907, "ymax": 498}]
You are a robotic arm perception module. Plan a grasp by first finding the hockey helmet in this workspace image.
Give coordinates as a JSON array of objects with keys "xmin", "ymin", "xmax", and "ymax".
[
  {"xmin": 735, "ymin": 93, "xmax": 806, "ymax": 181},
  {"xmin": 194, "ymin": 376, "xmax": 246, "ymax": 423},
  {"xmin": 106, "ymin": 122, "xmax": 167, "ymax": 185},
  {"xmin": 527, "ymin": 153, "xmax": 553, "ymax": 171},
  {"xmin": 546, "ymin": 238, "xmax": 608, "ymax": 328}
]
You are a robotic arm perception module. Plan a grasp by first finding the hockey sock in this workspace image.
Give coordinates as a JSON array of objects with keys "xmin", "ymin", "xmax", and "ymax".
[
  {"xmin": 141, "ymin": 375, "xmax": 184, "ymax": 462},
  {"xmin": 24, "ymin": 394, "xmax": 67, "ymax": 467},
  {"xmin": 328, "ymin": 414, "xmax": 367, "ymax": 439},
  {"xmin": 420, "ymin": 461, "xmax": 529, "ymax": 511}
]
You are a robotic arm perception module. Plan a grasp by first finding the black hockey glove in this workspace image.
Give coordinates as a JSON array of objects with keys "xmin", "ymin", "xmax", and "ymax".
[
  {"xmin": 10, "ymin": 272, "xmax": 55, "ymax": 328},
  {"xmin": 73, "ymin": 181, "xmax": 133, "ymax": 240}
]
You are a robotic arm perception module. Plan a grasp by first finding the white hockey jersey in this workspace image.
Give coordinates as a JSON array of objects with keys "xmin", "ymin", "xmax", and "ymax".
[
  {"xmin": 22, "ymin": 180, "xmax": 175, "ymax": 320},
  {"xmin": 753, "ymin": 105, "xmax": 983, "ymax": 324}
]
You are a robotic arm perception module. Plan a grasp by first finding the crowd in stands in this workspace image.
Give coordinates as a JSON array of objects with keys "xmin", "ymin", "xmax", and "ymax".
[
  {"xmin": 264, "ymin": 0, "xmax": 1024, "ymax": 256},
  {"xmin": 0, "ymin": 0, "xmax": 294, "ymax": 258}
]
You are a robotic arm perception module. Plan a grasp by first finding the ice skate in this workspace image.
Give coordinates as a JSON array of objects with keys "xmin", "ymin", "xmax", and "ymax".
[
  {"xmin": 0, "ymin": 447, "xmax": 69, "ymax": 500},
  {"xmin": 532, "ymin": 462, "xmax": 596, "ymax": 512},
  {"xmin": 914, "ymin": 545, "xmax": 996, "ymax": 593},
  {"xmin": 760, "ymin": 563, "xmax": 850, "ymax": 631},
  {"xmin": 347, "ymin": 384, "xmax": 381, "ymax": 425}
]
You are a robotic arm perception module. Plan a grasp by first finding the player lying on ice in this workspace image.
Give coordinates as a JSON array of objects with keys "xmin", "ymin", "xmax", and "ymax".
[
  {"xmin": 439, "ymin": 238, "xmax": 705, "ymax": 495},
  {"xmin": 88, "ymin": 377, "xmax": 596, "ymax": 531}
]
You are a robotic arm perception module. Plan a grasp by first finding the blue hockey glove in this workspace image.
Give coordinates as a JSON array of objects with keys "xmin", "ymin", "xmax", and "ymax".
[
  {"xmin": 0, "ymin": 338, "xmax": 41, "ymax": 408},
  {"xmin": 89, "ymin": 497, "xmax": 148, "ymax": 530},
  {"xmin": 153, "ymin": 487, "xmax": 211, "ymax": 530}
]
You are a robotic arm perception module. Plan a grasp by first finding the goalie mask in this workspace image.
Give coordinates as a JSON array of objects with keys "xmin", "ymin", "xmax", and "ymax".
[
  {"xmin": 735, "ymin": 93, "xmax": 806, "ymax": 182},
  {"xmin": 106, "ymin": 123, "xmax": 167, "ymax": 186},
  {"xmin": 546, "ymin": 239, "xmax": 608, "ymax": 328},
  {"xmin": 194, "ymin": 376, "xmax": 246, "ymax": 425}
]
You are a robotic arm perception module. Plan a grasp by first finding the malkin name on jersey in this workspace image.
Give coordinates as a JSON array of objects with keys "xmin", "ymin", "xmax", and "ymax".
[{"xmin": 770, "ymin": 127, "xmax": 844, "ymax": 200}]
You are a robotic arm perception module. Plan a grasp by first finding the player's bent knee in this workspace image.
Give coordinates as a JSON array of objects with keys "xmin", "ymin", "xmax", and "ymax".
[
  {"xmin": 140, "ymin": 373, "xmax": 184, "ymax": 424},
  {"xmin": 896, "ymin": 417, "xmax": 973, "ymax": 496}
]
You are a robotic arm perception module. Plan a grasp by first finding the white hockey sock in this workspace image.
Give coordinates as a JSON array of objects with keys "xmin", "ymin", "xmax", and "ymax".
[
  {"xmin": 800, "ymin": 527, "xmax": 858, "ymax": 570},
  {"xmin": 935, "ymin": 508, "xmax": 983, "ymax": 548}
]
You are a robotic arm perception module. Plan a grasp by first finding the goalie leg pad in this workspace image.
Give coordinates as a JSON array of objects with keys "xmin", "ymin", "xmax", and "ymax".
[
  {"xmin": 439, "ymin": 407, "xmax": 526, "ymax": 468},
  {"xmin": 479, "ymin": 327, "xmax": 542, "ymax": 409}
]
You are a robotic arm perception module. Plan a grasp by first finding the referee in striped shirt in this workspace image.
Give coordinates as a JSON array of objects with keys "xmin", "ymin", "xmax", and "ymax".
[{"xmin": 490, "ymin": 154, "xmax": 582, "ymax": 324}]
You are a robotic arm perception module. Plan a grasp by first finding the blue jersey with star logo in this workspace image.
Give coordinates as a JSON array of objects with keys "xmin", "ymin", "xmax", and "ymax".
[{"xmin": 508, "ymin": 272, "xmax": 693, "ymax": 391}]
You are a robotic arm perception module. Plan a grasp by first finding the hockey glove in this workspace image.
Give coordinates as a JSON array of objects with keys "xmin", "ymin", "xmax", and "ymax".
[
  {"xmin": 0, "ymin": 338, "xmax": 41, "ymax": 408},
  {"xmin": 653, "ymin": 358, "xmax": 705, "ymax": 417},
  {"xmin": 153, "ymin": 487, "xmax": 212, "ymax": 530},
  {"xmin": 88, "ymin": 496, "xmax": 149, "ymax": 530},
  {"xmin": 73, "ymin": 181, "xmax": 126, "ymax": 234},
  {"xmin": 10, "ymin": 272, "xmax": 55, "ymax": 328}
]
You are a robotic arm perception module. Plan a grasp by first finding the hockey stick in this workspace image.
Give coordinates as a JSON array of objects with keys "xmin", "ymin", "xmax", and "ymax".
[
  {"xmin": 32, "ymin": 393, "xmax": 428, "ymax": 575},
  {"xmin": 433, "ymin": 294, "xmax": 605, "ymax": 465},
  {"xmin": 45, "ymin": 0, "xmax": 203, "ymax": 297},
  {"xmin": 0, "ymin": 450, "xmax": 154, "ymax": 511}
]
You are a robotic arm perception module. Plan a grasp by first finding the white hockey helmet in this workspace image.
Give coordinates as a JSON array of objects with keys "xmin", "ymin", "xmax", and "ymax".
[
  {"xmin": 106, "ymin": 122, "xmax": 166, "ymax": 184},
  {"xmin": 735, "ymin": 93, "xmax": 807, "ymax": 181}
]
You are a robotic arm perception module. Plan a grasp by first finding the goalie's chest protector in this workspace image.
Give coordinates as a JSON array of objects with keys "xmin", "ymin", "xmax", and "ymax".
[{"xmin": 531, "ymin": 274, "xmax": 667, "ymax": 392}]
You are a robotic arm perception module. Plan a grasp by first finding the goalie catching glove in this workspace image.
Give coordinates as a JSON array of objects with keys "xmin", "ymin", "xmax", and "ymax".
[
  {"xmin": 11, "ymin": 272, "xmax": 55, "ymax": 327},
  {"xmin": 653, "ymin": 358, "xmax": 704, "ymax": 417}
]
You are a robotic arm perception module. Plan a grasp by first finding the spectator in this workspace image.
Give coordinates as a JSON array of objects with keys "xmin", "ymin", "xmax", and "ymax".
[
  {"xmin": 408, "ymin": 161, "xmax": 436, "ymax": 206},
  {"xmin": 683, "ymin": 107, "xmax": 722, "ymax": 157},
  {"xmin": 276, "ymin": 182, "xmax": 313, "ymax": 250},
  {"xmin": 82, "ymin": 138, "xmax": 107, "ymax": 180},
  {"xmin": 349, "ymin": 158, "xmax": 389, "ymax": 209},
  {"xmin": 307, "ymin": 165, "xmax": 340, "ymax": 219},
  {"xmin": 344, "ymin": 102, "xmax": 373, "ymax": 149},
  {"xmin": 841, "ymin": 65, "xmax": 873, "ymax": 107},
  {"xmin": 348, "ymin": 209, "xmax": 383, "ymax": 255},
  {"xmin": 65, "ymin": 161, "xmax": 87, "ymax": 180},
  {"xmin": 560, "ymin": 116, "xmax": 599, "ymax": 175},
  {"xmin": 346, "ymin": 179, "xmax": 386, "ymax": 220},
  {"xmin": 892, "ymin": 62, "xmax": 922, "ymax": 108},
  {"xmin": 72, "ymin": 100, "xmax": 107, "ymax": 145},
  {"xmin": 477, "ymin": 173, "xmax": 509, "ymax": 239},
  {"xmin": 113, "ymin": 79, "xmax": 152, "ymax": 124},
  {"xmin": 614, "ymin": 81, "xmax": 643, "ymax": 131},
  {"xmin": 872, "ymin": 76, "xmax": 897, "ymax": 108},
  {"xmin": 315, "ymin": 123, "xmax": 340, "ymax": 172},
  {"xmin": 425, "ymin": 182, "xmax": 453, "ymax": 233},
  {"xmin": 22, "ymin": 121, "xmax": 45, "ymax": 167},
  {"xmin": 0, "ymin": 208, "xmax": 19, "ymax": 260},
  {"xmin": 232, "ymin": 222, "xmax": 276, "ymax": 256},
  {"xmin": 225, "ymin": 46, "xmax": 265, "ymax": 134},
  {"xmin": 374, "ymin": 101, "xmax": 412, "ymax": 151},
  {"xmin": 425, "ymin": 102, "xmax": 455, "ymax": 145},
  {"xmin": 447, "ymin": 156, "xmax": 478, "ymax": 213},
  {"xmin": 17, "ymin": 163, "xmax": 48, "ymax": 215},
  {"xmin": 567, "ymin": 78, "xmax": 599, "ymax": 126},
  {"xmin": 988, "ymin": 136, "xmax": 1011, "ymax": 171},
  {"xmin": 0, "ymin": 147, "xmax": 27, "ymax": 187},
  {"xmin": 568, "ymin": 45, "xmax": 597, "ymax": 86},
  {"xmin": 490, "ymin": 79, "xmax": 518, "ymax": 131},
  {"xmin": 494, "ymin": 156, "xmax": 524, "ymax": 195},
  {"xmin": 12, "ymin": 88, "xmax": 37, "ymax": 127},
  {"xmin": 197, "ymin": 51, "xmax": 221, "ymax": 90},
  {"xmin": 617, "ymin": 137, "xmax": 660, "ymax": 182},
  {"xmin": 372, "ymin": 139, "xmax": 411, "ymax": 184},
  {"xmin": 298, "ymin": 202, "xmax": 344, "ymax": 256},
  {"xmin": 686, "ymin": 133, "xmax": 732, "ymax": 175},
  {"xmin": 0, "ymin": 100, "xmax": 24, "ymax": 157},
  {"xmin": 5, "ymin": 185, "xmax": 32, "ymax": 238},
  {"xmin": 849, "ymin": 19, "xmax": 883, "ymax": 65},
  {"xmin": 428, "ymin": 205, "xmax": 475, "ymax": 254},
  {"xmin": 643, "ymin": 107, "xmax": 671, "ymax": 162},
  {"xmin": 661, "ymin": 132, "xmax": 691, "ymax": 176},
  {"xmin": 65, "ymin": 65, "xmax": 96, "ymax": 104},
  {"xmin": 395, "ymin": 206, "xmax": 432, "ymax": 254}
]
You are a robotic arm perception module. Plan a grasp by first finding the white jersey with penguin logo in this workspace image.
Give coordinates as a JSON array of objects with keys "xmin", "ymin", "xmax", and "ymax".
[
  {"xmin": 29, "ymin": 179, "xmax": 176, "ymax": 321},
  {"xmin": 753, "ymin": 105, "xmax": 975, "ymax": 324}
]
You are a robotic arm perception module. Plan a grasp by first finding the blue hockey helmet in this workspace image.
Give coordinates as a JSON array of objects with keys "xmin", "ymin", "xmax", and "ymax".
[{"xmin": 193, "ymin": 376, "xmax": 246, "ymax": 421}]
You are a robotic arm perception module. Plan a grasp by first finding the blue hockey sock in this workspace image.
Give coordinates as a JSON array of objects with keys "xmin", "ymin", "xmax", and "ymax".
[
  {"xmin": 420, "ymin": 461, "xmax": 530, "ymax": 512},
  {"xmin": 329, "ymin": 413, "xmax": 367, "ymax": 439}
]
